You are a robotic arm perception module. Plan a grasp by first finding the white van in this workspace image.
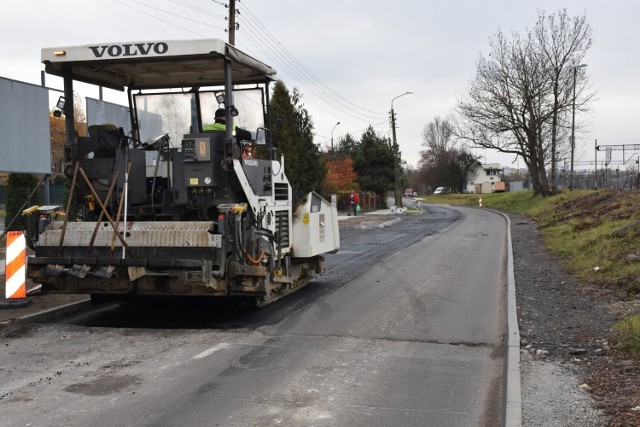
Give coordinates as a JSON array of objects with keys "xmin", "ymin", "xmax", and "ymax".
[{"xmin": 434, "ymin": 187, "xmax": 450, "ymax": 195}]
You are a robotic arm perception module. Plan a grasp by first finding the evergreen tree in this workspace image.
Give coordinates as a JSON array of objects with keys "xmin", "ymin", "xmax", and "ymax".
[
  {"xmin": 334, "ymin": 133, "xmax": 359, "ymax": 158},
  {"xmin": 352, "ymin": 126, "xmax": 395, "ymax": 196},
  {"xmin": 291, "ymin": 88, "xmax": 326, "ymax": 194},
  {"xmin": 270, "ymin": 81, "xmax": 326, "ymax": 196}
]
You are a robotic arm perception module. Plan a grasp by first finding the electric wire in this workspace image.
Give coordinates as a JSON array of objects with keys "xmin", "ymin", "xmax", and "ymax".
[
  {"xmin": 128, "ymin": 0, "xmax": 226, "ymax": 30},
  {"xmin": 238, "ymin": 1, "xmax": 386, "ymax": 121},
  {"xmin": 112, "ymin": 0, "xmax": 211, "ymax": 37},
  {"xmin": 233, "ymin": 24, "xmax": 366, "ymax": 122},
  {"xmin": 315, "ymin": 119, "xmax": 389, "ymax": 144},
  {"xmin": 236, "ymin": 22, "xmax": 386, "ymax": 126},
  {"xmin": 238, "ymin": 4, "xmax": 385, "ymax": 118},
  {"xmin": 168, "ymin": 0, "xmax": 226, "ymax": 19},
  {"xmin": 110, "ymin": 0, "xmax": 390, "ymax": 136},
  {"xmin": 237, "ymin": 27, "xmax": 375, "ymax": 124}
]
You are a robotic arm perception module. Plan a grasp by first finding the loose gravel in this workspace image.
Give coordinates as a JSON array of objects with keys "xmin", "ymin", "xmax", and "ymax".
[{"xmin": 508, "ymin": 211, "xmax": 637, "ymax": 426}]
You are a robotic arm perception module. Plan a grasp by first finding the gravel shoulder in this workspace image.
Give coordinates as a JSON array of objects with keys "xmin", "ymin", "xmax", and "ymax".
[{"xmin": 508, "ymin": 211, "xmax": 640, "ymax": 426}]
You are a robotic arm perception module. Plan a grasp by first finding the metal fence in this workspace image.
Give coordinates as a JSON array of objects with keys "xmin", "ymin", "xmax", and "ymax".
[
  {"xmin": 0, "ymin": 184, "xmax": 67, "ymax": 210},
  {"xmin": 1, "ymin": 184, "xmax": 67, "ymax": 234},
  {"xmin": 336, "ymin": 191, "xmax": 388, "ymax": 214}
]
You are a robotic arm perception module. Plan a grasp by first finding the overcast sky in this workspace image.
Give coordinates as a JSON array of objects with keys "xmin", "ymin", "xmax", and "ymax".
[{"xmin": 2, "ymin": 0, "xmax": 639, "ymax": 169}]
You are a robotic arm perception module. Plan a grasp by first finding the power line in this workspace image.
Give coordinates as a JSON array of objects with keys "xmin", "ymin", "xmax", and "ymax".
[
  {"xmin": 237, "ymin": 26, "xmax": 377, "ymax": 124},
  {"xmin": 128, "ymin": 0, "xmax": 226, "ymax": 30},
  {"xmin": 316, "ymin": 119, "xmax": 389, "ymax": 143},
  {"xmin": 112, "ymin": 0, "xmax": 207, "ymax": 37},
  {"xmin": 111, "ymin": 0, "xmax": 225, "ymax": 37},
  {"xmin": 237, "ymin": 19, "xmax": 385, "ymax": 125},
  {"xmin": 168, "ymin": 0, "xmax": 226, "ymax": 19},
  {"xmin": 111, "ymin": 0, "xmax": 387, "ymax": 133},
  {"xmin": 238, "ymin": 1, "xmax": 386, "ymax": 122}
]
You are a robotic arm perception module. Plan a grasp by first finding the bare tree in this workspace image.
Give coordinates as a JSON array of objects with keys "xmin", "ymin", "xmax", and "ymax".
[
  {"xmin": 419, "ymin": 116, "xmax": 480, "ymax": 192},
  {"xmin": 456, "ymin": 9, "xmax": 593, "ymax": 196},
  {"xmin": 419, "ymin": 116, "xmax": 455, "ymax": 189},
  {"xmin": 422, "ymin": 116, "xmax": 454, "ymax": 157},
  {"xmin": 536, "ymin": 10, "xmax": 593, "ymax": 191}
]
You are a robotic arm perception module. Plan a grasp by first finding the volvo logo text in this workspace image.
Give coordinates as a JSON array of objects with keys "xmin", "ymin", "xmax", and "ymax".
[{"xmin": 88, "ymin": 43, "xmax": 169, "ymax": 58}]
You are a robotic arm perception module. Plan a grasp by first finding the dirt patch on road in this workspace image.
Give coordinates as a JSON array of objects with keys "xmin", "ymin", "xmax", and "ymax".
[{"xmin": 0, "ymin": 289, "xmax": 88, "ymax": 324}]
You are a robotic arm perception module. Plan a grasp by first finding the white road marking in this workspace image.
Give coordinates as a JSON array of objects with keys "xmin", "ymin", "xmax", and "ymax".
[{"xmin": 193, "ymin": 343, "xmax": 232, "ymax": 359}]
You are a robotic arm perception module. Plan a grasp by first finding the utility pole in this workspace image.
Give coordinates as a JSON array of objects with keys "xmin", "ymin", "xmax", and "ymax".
[
  {"xmin": 570, "ymin": 66, "xmax": 577, "ymax": 190},
  {"xmin": 390, "ymin": 91, "xmax": 413, "ymax": 208},
  {"xmin": 390, "ymin": 109, "xmax": 402, "ymax": 208},
  {"xmin": 331, "ymin": 121, "xmax": 340, "ymax": 156},
  {"xmin": 228, "ymin": 0, "xmax": 236, "ymax": 45},
  {"xmin": 570, "ymin": 64, "xmax": 587, "ymax": 190},
  {"xmin": 594, "ymin": 139, "xmax": 598, "ymax": 189}
]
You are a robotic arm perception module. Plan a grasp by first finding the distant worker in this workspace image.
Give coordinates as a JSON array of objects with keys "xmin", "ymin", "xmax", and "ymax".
[
  {"xmin": 242, "ymin": 143, "xmax": 254, "ymax": 159},
  {"xmin": 204, "ymin": 108, "xmax": 252, "ymax": 142},
  {"xmin": 348, "ymin": 191, "xmax": 360, "ymax": 216}
]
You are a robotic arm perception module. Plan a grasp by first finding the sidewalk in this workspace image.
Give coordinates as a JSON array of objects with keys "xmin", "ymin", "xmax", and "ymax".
[{"xmin": 337, "ymin": 207, "xmax": 404, "ymax": 230}]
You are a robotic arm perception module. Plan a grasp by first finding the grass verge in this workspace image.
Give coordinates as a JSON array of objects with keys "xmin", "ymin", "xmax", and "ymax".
[{"xmin": 615, "ymin": 314, "xmax": 640, "ymax": 354}]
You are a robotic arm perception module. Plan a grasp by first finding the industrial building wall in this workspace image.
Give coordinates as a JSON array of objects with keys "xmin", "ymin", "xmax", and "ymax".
[
  {"xmin": 86, "ymin": 97, "xmax": 131, "ymax": 136},
  {"xmin": 0, "ymin": 77, "xmax": 51, "ymax": 174}
]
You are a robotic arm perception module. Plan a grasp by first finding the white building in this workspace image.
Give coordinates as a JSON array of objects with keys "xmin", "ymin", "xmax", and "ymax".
[{"xmin": 467, "ymin": 163, "xmax": 506, "ymax": 194}]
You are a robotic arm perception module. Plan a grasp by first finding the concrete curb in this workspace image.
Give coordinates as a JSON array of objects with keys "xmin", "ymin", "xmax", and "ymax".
[
  {"xmin": 494, "ymin": 209, "xmax": 522, "ymax": 427},
  {"xmin": 0, "ymin": 298, "xmax": 32, "ymax": 309},
  {"xmin": 17, "ymin": 299, "xmax": 92, "ymax": 323}
]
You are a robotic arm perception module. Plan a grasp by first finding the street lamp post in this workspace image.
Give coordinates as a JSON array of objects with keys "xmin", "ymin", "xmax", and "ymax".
[
  {"xmin": 390, "ymin": 91, "xmax": 413, "ymax": 208},
  {"xmin": 570, "ymin": 63, "xmax": 587, "ymax": 190},
  {"xmin": 331, "ymin": 121, "xmax": 340, "ymax": 154}
]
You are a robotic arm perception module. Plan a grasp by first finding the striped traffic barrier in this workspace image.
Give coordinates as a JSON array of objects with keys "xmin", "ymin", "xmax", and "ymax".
[
  {"xmin": 5, "ymin": 231, "xmax": 26, "ymax": 299},
  {"xmin": 479, "ymin": 197, "xmax": 483, "ymax": 208}
]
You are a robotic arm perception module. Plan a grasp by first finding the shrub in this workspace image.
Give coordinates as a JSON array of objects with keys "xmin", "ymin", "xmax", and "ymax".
[{"xmin": 5, "ymin": 174, "xmax": 42, "ymax": 232}]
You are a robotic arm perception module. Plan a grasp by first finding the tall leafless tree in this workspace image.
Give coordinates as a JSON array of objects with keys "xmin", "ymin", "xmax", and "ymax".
[
  {"xmin": 418, "ymin": 116, "xmax": 455, "ymax": 189},
  {"xmin": 419, "ymin": 116, "xmax": 480, "ymax": 192},
  {"xmin": 456, "ymin": 9, "xmax": 593, "ymax": 196},
  {"xmin": 422, "ymin": 116, "xmax": 454, "ymax": 158},
  {"xmin": 536, "ymin": 10, "xmax": 593, "ymax": 192}
]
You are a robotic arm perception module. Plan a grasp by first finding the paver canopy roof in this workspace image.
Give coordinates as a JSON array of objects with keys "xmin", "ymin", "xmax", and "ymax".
[{"xmin": 42, "ymin": 39, "xmax": 277, "ymax": 91}]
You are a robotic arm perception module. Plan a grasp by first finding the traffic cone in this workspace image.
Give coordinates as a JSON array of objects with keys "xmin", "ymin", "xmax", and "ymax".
[{"xmin": 1, "ymin": 231, "xmax": 31, "ymax": 308}]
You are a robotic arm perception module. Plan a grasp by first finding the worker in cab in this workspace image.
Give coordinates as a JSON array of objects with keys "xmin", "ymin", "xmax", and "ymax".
[{"xmin": 204, "ymin": 108, "xmax": 252, "ymax": 142}]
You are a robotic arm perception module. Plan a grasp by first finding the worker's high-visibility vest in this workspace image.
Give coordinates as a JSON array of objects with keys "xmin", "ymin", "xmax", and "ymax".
[{"xmin": 203, "ymin": 122, "xmax": 237, "ymax": 135}]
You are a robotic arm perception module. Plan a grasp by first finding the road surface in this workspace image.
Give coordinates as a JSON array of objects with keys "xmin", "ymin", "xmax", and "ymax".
[{"xmin": 0, "ymin": 204, "xmax": 507, "ymax": 426}]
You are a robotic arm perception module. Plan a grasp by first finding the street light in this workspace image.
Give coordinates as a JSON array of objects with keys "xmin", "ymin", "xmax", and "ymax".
[
  {"xmin": 331, "ymin": 121, "xmax": 340, "ymax": 154},
  {"xmin": 390, "ymin": 91, "xmax": 413, "ymax": 208},
  {"xmin": 570, "ymin": 63, "xmax": 588, "ymax": 190}
]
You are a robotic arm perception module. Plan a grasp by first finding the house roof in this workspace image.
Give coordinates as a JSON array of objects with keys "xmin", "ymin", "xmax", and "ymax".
[{"xmin": 481, "ymin": 163, "xmax": 503, "ymax": 170}]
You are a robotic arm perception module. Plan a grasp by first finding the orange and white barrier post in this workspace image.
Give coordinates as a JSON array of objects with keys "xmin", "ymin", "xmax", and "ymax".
[
  {"xmin": 5, "ymin": 231, "xmax": 26, "ymax": 299},
  {"xmin": 479, "ymin": 197, "xmax": 483, "ymax": 208}
]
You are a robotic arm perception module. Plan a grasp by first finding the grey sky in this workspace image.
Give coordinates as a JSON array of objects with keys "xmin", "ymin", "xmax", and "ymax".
[{"xmin": 1, "ymin": 0, "xmax": 638, "ymax": 169}]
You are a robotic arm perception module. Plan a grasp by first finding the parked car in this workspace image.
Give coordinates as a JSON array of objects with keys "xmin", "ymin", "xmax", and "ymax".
[{"xmin": 433, "ymin": 187, "xmax": 451, "ymax": 195}]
